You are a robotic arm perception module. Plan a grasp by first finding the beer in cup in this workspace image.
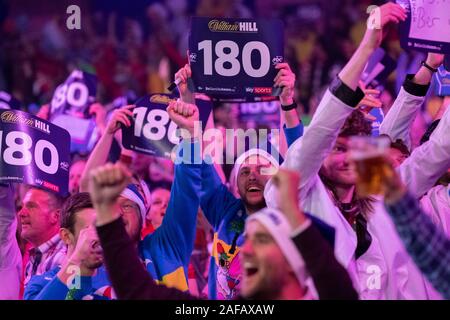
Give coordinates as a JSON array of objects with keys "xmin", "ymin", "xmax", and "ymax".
[{"xmin": 348, "ymin": 136, "xmax": 393, "ymax": 197}]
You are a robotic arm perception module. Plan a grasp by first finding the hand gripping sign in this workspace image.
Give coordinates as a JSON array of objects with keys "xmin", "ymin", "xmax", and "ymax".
[
  {"xmin": 396, "ymin": 0, "xmax": 450, "ymax": 53},
  {"xmin": 121, "ymin": 94, "xmax": 212, "ymax": 158},
  {"xmin": 189, "ymin": 17, "xmax": 284, "ymax": 100},
  {"xmin": 0, "ymin": 109, "xmax": 70, "ymax": 195}
]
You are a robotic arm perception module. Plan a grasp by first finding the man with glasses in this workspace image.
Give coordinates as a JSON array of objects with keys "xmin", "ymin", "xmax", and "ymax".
[{"xmin": 76, "ymin": 98, "xmax": 203, "ymax": 292}]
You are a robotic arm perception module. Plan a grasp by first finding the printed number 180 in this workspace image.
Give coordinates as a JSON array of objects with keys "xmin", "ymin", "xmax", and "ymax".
[
  {"xmin": 0, "ymin": 131, "xmax": 59, "ymax": 174},
  {"xmin": 133, "ymin": 108, "xmax": 180, "ymax": 144},
  {"xmin": 198, "ymin": 40, "xmax": 270, "ymax": 78}
]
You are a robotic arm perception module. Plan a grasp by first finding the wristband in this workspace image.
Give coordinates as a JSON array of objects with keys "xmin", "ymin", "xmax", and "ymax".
[
  {"xmin": 421, "ymin": 61, "xmax": 438, "ymax": 73},
  {"xmin": 281, "ymin": 101, "xmax": 297, "ymax": 111}
]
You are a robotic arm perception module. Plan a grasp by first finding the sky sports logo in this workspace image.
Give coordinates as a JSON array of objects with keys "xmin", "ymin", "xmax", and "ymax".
[
  {"xmin": 35, "ymin": 179, "xmax": 60, "ymax": 193},
  {"xmin": 245, "ymin": 87, "xmax": 272, "ymax": 94}
]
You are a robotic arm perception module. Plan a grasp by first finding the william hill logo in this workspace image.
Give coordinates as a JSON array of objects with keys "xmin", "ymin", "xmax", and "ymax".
[
  {"xmin": 1, "ymin": 111, "xmax": 51, "ymax": 134},
  {"xmin": 208, "ymin": 20, "xmax": 258, "ymax": 33},
  {"xmin": 149, "ymin": 95, "xmax": 176, "ymax": 105}
]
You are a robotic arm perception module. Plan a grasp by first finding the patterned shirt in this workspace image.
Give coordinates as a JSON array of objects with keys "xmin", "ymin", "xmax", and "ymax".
[
  {"xmin": 24, "ymin": 234, "xmax": 66, "ymax": 287},
  {"xmin": 385, "ymin": 192, "xmax": 450, "ymax": 299}
]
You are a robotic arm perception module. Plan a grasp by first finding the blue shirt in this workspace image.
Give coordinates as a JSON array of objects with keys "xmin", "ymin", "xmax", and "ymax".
[
  {"xmin": 200, "ymin": 124, "xmax": 304, "ymax": 299},
  {"xmin": 24, "ymin": 265, "xmax": 113, "ymax": 300}
]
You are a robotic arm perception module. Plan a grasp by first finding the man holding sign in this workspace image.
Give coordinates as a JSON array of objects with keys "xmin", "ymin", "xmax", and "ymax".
[
  {"xmin": 80, "ymin": 99, "xmax": 205, "ymax": 292},
  {"xmin": 174, "ymin": 56, "xmax": 306, "ymax": 299},
  {"xmin": 265, "ymin": 2, "xmax": 450, "ymax": 300}
]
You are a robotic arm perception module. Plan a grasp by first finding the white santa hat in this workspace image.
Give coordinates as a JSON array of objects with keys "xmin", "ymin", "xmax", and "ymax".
[
  {"xmin": 232, "ymin": 148, "xmax": 280, "ymax": 183},
  {"xmin": 246, "ymin": 207, "xmax": 309, "ymax": 289}
]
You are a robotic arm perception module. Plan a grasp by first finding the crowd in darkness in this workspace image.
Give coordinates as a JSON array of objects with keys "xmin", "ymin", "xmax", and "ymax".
[{"xmin": 1, "ymin": 0, "xmax": 434, "ymax": 113}]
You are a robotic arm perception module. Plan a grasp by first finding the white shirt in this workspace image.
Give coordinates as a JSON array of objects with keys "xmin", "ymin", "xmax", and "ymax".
[{"xmin": 265, "ymin": 88, "xmax": 450, "ymax": 299}]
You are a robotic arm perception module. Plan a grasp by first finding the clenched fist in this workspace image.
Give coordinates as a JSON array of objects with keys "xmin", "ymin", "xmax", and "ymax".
[
  {"xmin": 89, "ymin": 163, "xmax": 131, "ymax": 226},
  {"xmin": 167, "ymin": 100, "xmax": 200, "ymax": 139}
]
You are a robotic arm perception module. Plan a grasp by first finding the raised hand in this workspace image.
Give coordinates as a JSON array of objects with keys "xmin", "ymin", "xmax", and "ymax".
[
  {"xmin": 175, "ymin": 64, "xmax": 195, "ymax": 104},
  {"xmin": 357, "ymin": 81, "xmax": 382, "ymax": 121},
  {"xmin": 363, "ymin": 3, "xmax": 407, "ymax": 51},
  {"xmin": 106, "ymin": 105, "xmax": 135, "ymax": 134},
  {"xmin": 425, "ymin": 52, "xmax": 445, "ymax": 69},
  {"xmin": 70, "ymin": 226, "xmax": 102, "ymax": 266},
  {"xmin": 271, "ymin": 168, "xmax": 307, "ymax": 229},
  {"xmin": 166, "ymin": 100, "xmax": 200, "ymax": 139},
  {"xmin": 274, "ymin": 63, "xmax": 296, "ymax": 106}
]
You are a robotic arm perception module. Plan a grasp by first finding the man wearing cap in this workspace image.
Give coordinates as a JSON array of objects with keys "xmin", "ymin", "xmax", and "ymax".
[{"xmin": 175, "ymin": 62, "xmax": 304, "ymax": 299}]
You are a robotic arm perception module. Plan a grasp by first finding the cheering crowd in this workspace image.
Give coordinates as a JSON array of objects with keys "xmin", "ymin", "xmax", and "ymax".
[{"xmin": 1, "ymin": 1, "xmax": 450, "ymax": 301}]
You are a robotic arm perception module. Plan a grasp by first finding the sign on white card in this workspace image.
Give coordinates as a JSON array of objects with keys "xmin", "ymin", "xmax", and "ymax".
[{"xmin": 398, "ymin": 0, "xmax": 450, "ymax": 53}]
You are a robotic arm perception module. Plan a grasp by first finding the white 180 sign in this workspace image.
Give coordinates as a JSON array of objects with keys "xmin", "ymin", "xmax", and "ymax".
[
  {"xmin": 133, "ymin": 108, "xmax": 180, "ymax": 144},
  {"xmin": 0, "ymin": 131, "xmax": 59, "ymax": 174},
  {"xmin": 198, "ymin": 40, "xmax": 271, "ymax": 78},
  {"xmin": 51, "ymin": 82, "xmax": 89, "ymax": 113}
]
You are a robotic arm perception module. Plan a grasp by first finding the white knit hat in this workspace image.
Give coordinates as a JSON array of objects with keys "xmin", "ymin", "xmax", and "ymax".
[
  {"xmin": 232, "ymin": 148, "xmax": 280, "ymax": 182},
  {"xmin": 246, "ymin": 207, "xmax": 309, "ymax": 289}
]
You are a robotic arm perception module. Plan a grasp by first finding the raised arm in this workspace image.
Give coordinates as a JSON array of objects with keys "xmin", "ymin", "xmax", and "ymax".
[
  {"xmin": 79, "ymin": 105, "xmax": 134, "ymax": 192},
  {"xmin": 397, "ymin": 98, "xmax": 450, "ymax": 198},
  {"xmin": 265, "ymin": 3, "xmax": 406, "ymax": 205},
  {"xmin": 199, "ymin": 162, "xmax": 242, "ymax": 229},
  {"xmin": 276, "ymin": 62, "xmax": 304, "ymax": 151},
  {"xmin": 379, "ymin": 53, "xmax": 444, "ymax": 150},
  {"xmin": 272, "ymin": 169, "xmax": 358, "ymax": 300},
  {"xmin": 90, "ymin": 163, "xmax": 197, "ymax": 300},
  {"xmin": 145, "ymin": 101, "xmax": 203, "ymax": 269}
]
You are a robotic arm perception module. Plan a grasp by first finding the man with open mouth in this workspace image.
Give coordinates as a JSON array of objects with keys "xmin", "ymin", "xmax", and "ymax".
[
  {"xmin": 91, "ymin": 158, "xmax": 357, "ymax": 300},
  {"xmin": 24, "ymin": 192, "xmax": 113, "ymax": 300},
  {"xmin": 174, "ymin": 61, "xmax": 305, "ymax": 299}
]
